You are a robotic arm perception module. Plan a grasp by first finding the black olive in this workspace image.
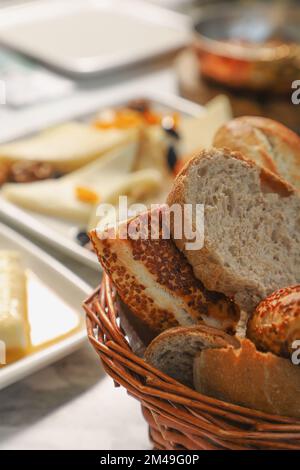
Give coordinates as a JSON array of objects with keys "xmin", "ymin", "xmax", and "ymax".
[
  {"xmin": 76, "ymin": 230, "xmax": 90, "ymax": 246},
  {"xmin": 161, "ymin": 115, "xmax": 181, "ymax": 140},
  {"xmin": 166, "ymin": 146, "xmax": 178, "ymax": 171},
  {"xmin": 162, "ymin": 126, "xmax": 180, "ymax": 140}
]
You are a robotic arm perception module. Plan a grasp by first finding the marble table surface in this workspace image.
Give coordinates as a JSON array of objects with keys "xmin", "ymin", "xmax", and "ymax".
[{"xmin": 0, "ymin": 344, "xmax": 150, "ymax": 450}]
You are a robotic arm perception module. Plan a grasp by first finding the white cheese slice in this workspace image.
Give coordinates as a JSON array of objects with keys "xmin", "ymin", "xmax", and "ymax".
[
  {"xmin": 88, "ymin": 168, "xmax": 162, "ymax": 230},
  {"xmin": 135, "ymin": 125, "xmax": 167, "ymax": 174},
  {"xmin": 180, "ymin": 95, "xmax": 232, "ymax": 155},
  {"xmin": 2, "ymin": 140, "xmax": 140, "ymax": 223},
  {"xmin": 0, "ymin": 251, "xmax": 30, "ymax": 359},
  {"xmin": 0, "ymin": 122, "xmax": 138, "ymax": 172}
]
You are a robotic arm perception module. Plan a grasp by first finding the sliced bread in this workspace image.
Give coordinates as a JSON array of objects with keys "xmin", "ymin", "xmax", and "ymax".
[
  {"xmin": 167, "ymin": 148, "xmax": 300, "ymax": 312},
  {"xmin": 213, "ymin": 116, "xmax": 300, "ymax": 189},
  {"xmin": 144, "ymin": 324, "xmax": 240, "ymax": 387},
  {"xmin": 90, "ymin": 206, "xmax": 240, "ymax": 334},
  {"xmin": 194, "ymin": 338, "xmax": 300, "ymax": 418}
]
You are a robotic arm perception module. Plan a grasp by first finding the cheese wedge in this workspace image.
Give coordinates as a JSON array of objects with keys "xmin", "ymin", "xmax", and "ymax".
[
  {"xmin": 134, "ymin": 125, "xmax": 168, "ymax": 174},
  {"xmin": 3, "ymin": 141, "xmax": 142, "ymax": 223},
  {"xmin": 0, "ymin": 251, "xmax": 30, "ymax": 363},
  {"xmin": 179, "ymin": 95, "xmax": 232, "ymax": 155},
  {"xmin": 88, "ymin": 168, "xmax": 162, "ymax": 230},
  {"xmin": 0, "ymin": 122, "xmax": 138, "ymax": 173}
]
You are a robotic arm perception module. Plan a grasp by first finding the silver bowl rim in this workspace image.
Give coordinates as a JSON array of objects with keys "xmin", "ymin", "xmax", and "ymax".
[{"xmin": 193, "ymin": 2, "xmax": 300, "ymax": 62}]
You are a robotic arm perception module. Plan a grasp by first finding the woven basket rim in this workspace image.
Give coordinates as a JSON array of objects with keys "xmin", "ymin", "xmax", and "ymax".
[{"xmin": 84, "ymin": 273, "xmax": 300, "ymax": 450}]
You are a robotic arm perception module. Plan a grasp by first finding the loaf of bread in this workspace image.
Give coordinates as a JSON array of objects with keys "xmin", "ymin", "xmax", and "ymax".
[
  {"xmin": 145, "ymin": 324, "xmax": 240, "ymax": 387},
  {"xmin": 90, "ymin": 206, "xmax": 239, "ymax": 333},
  {"xmin": 194, "ymin": 339, "xmax": 300, "ymax": 419},
  {"xmin": 213, "ymin": 116, "xmax": 300, "ymax": 189},
  {"xmin": 247, "ymin": 285, "xmax": 300, "ymax": 358},
  {"xmin": 167, "ymin": 148, "xmax": 300, "ymax": 312}
]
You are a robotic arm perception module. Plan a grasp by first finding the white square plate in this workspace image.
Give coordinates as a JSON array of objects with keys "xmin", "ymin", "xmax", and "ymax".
[
  {"xmin": 0, "ymin": 222, "xmax": 92, "ymax": 390},
  {"xmin": 0, "ymin": 0, "xmax": 190, "ymax": 77}
]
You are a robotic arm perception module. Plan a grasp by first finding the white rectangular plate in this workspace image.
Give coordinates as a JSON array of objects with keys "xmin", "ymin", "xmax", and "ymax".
[
  {"xmin": 0, "ymin": 0, "xmax": 190, "ymax": 77},
  {"xmin": 0, "ymin": 222, "xmax": 92, "ymax": 390},
  {"xmin": 0, "ymin": 91, "xmax": 205, "ymax": 270}
]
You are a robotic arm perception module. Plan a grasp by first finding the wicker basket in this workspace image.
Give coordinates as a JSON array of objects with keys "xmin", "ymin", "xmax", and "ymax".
[{"xmin": 84, "ymin": 273, "xmax": 300, "ymax": 450}]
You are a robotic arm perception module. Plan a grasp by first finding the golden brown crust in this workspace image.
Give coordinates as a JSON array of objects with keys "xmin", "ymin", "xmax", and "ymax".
[
  {"xmin": 90, "ymin": 206, "xmax": 240, "ymax": 333},
  {"xmin": 90, "ymin": 226, "xmax": 178, "ymax": 333},
  {"xmin": 225, "ymin": 116, "xmax": 300, "ymax": 155},
  {"xmin": 194, "ymin": 338, "xmax": 300, "ymax": 419},
  {"xmin": 247, "ymin": 285, "xmax": 300, "ymax": 358},
  {"xmin": 213, "ymin": 116, "xmax": 300, "ymax": 189}
]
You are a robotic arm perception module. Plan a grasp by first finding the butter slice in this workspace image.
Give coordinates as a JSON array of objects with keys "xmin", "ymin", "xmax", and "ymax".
[
  {"xmin": 2, "ymin": 140, "xmax": 139, "ymax": 223},
  {"xmin": 0, "ymin": 122, "xmax": 138, "ymax": 173},
  {"xmin": 0, "ymin": 251, "xmax": 29, "ymax": 360},
  {"xmin": 180, "ymin": 95, "xmax": 232, "ymax": 155}
]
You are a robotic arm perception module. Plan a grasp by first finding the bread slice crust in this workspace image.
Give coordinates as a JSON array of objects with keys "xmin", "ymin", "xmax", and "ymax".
[
  {"xmin": 167, "ymin": 148, "xmax": 300, "ymax": 312},
  {"xmin": 145, "ymin": 324, "xmax": 240, "ymax": 387},
  {"xmin": 213, "ymin": 116, "xmax": 300, "ymax": 189},
  {"xmin": 194, "ymin": 338, "xmax": 300, "ymax": 419},
  {"xmin": 90, "ymin": 206, "xmax": 239, "ymax": 333}
]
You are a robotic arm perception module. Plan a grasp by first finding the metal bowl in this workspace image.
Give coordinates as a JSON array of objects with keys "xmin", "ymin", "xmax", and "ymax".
[{"xmin": 193, "ymin": 2, "xmax": 300, "ymax": 92}]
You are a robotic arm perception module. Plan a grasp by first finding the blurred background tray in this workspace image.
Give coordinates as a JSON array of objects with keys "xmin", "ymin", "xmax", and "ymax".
[
  {"xmin": 0, "ymin": 0, "xmax": 190, "ymax": 78},
  {"xmin": 0, "ymin": 90, "xmax": 204, "ymax": 270}
]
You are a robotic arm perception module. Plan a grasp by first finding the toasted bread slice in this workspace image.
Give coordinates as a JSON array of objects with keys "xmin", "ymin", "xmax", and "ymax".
[
  {"xmin": 90, "ymin": 206, "xmax": 239, "ymax": 334},
  {"xmin": 213, "ymin": 116, "xmax": 300, "ymax": 189},
  {"xmin": 167, "ymin": 148, "xmax": 300, "ymax": 313},
  {"xmin": 144, "ymin": 325, "xmax": 240, "ymax": 387}
]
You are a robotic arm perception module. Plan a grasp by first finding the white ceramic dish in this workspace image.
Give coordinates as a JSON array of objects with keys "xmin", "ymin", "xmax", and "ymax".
[
  {"xmin": 0, "ymin": 91, "xmax": 204, "ymax": 270},
  {"xmin": 0, "ymin": 0, "xmax": 190, "ymax": 77},
  {"xmin": 0, "ymin": 222, "xmax": 92, "ymax": 390}
]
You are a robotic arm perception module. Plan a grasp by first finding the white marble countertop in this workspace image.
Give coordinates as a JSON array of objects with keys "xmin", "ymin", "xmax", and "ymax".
[
  {"xmin": 0, "ymin": 63, "xmax": 178, "ymax": 449},
  {"xmin": 0, "ymin": 344, "xmax": 150, "ymax": 450}
]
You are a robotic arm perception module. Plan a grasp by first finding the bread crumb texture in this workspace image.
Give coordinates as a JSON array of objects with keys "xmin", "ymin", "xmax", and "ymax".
[{"xmin": 168, "ymin": 148, "xmax": 300, "ymax": 312}]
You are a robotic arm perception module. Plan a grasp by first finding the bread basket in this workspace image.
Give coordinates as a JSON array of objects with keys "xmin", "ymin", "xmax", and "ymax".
[{"xmin": 84, "ymin": 273, "xmax": 300, "ymax": 450}]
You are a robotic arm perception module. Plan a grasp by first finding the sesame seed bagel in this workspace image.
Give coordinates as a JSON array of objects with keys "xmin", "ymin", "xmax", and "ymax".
[
  {"xmin": 247, "ymin": 285, "xmax": 300, "ymax": 359},
  {"xmin": 89, "ymin": 206, "xmax": 240, "ymax": 334}
]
